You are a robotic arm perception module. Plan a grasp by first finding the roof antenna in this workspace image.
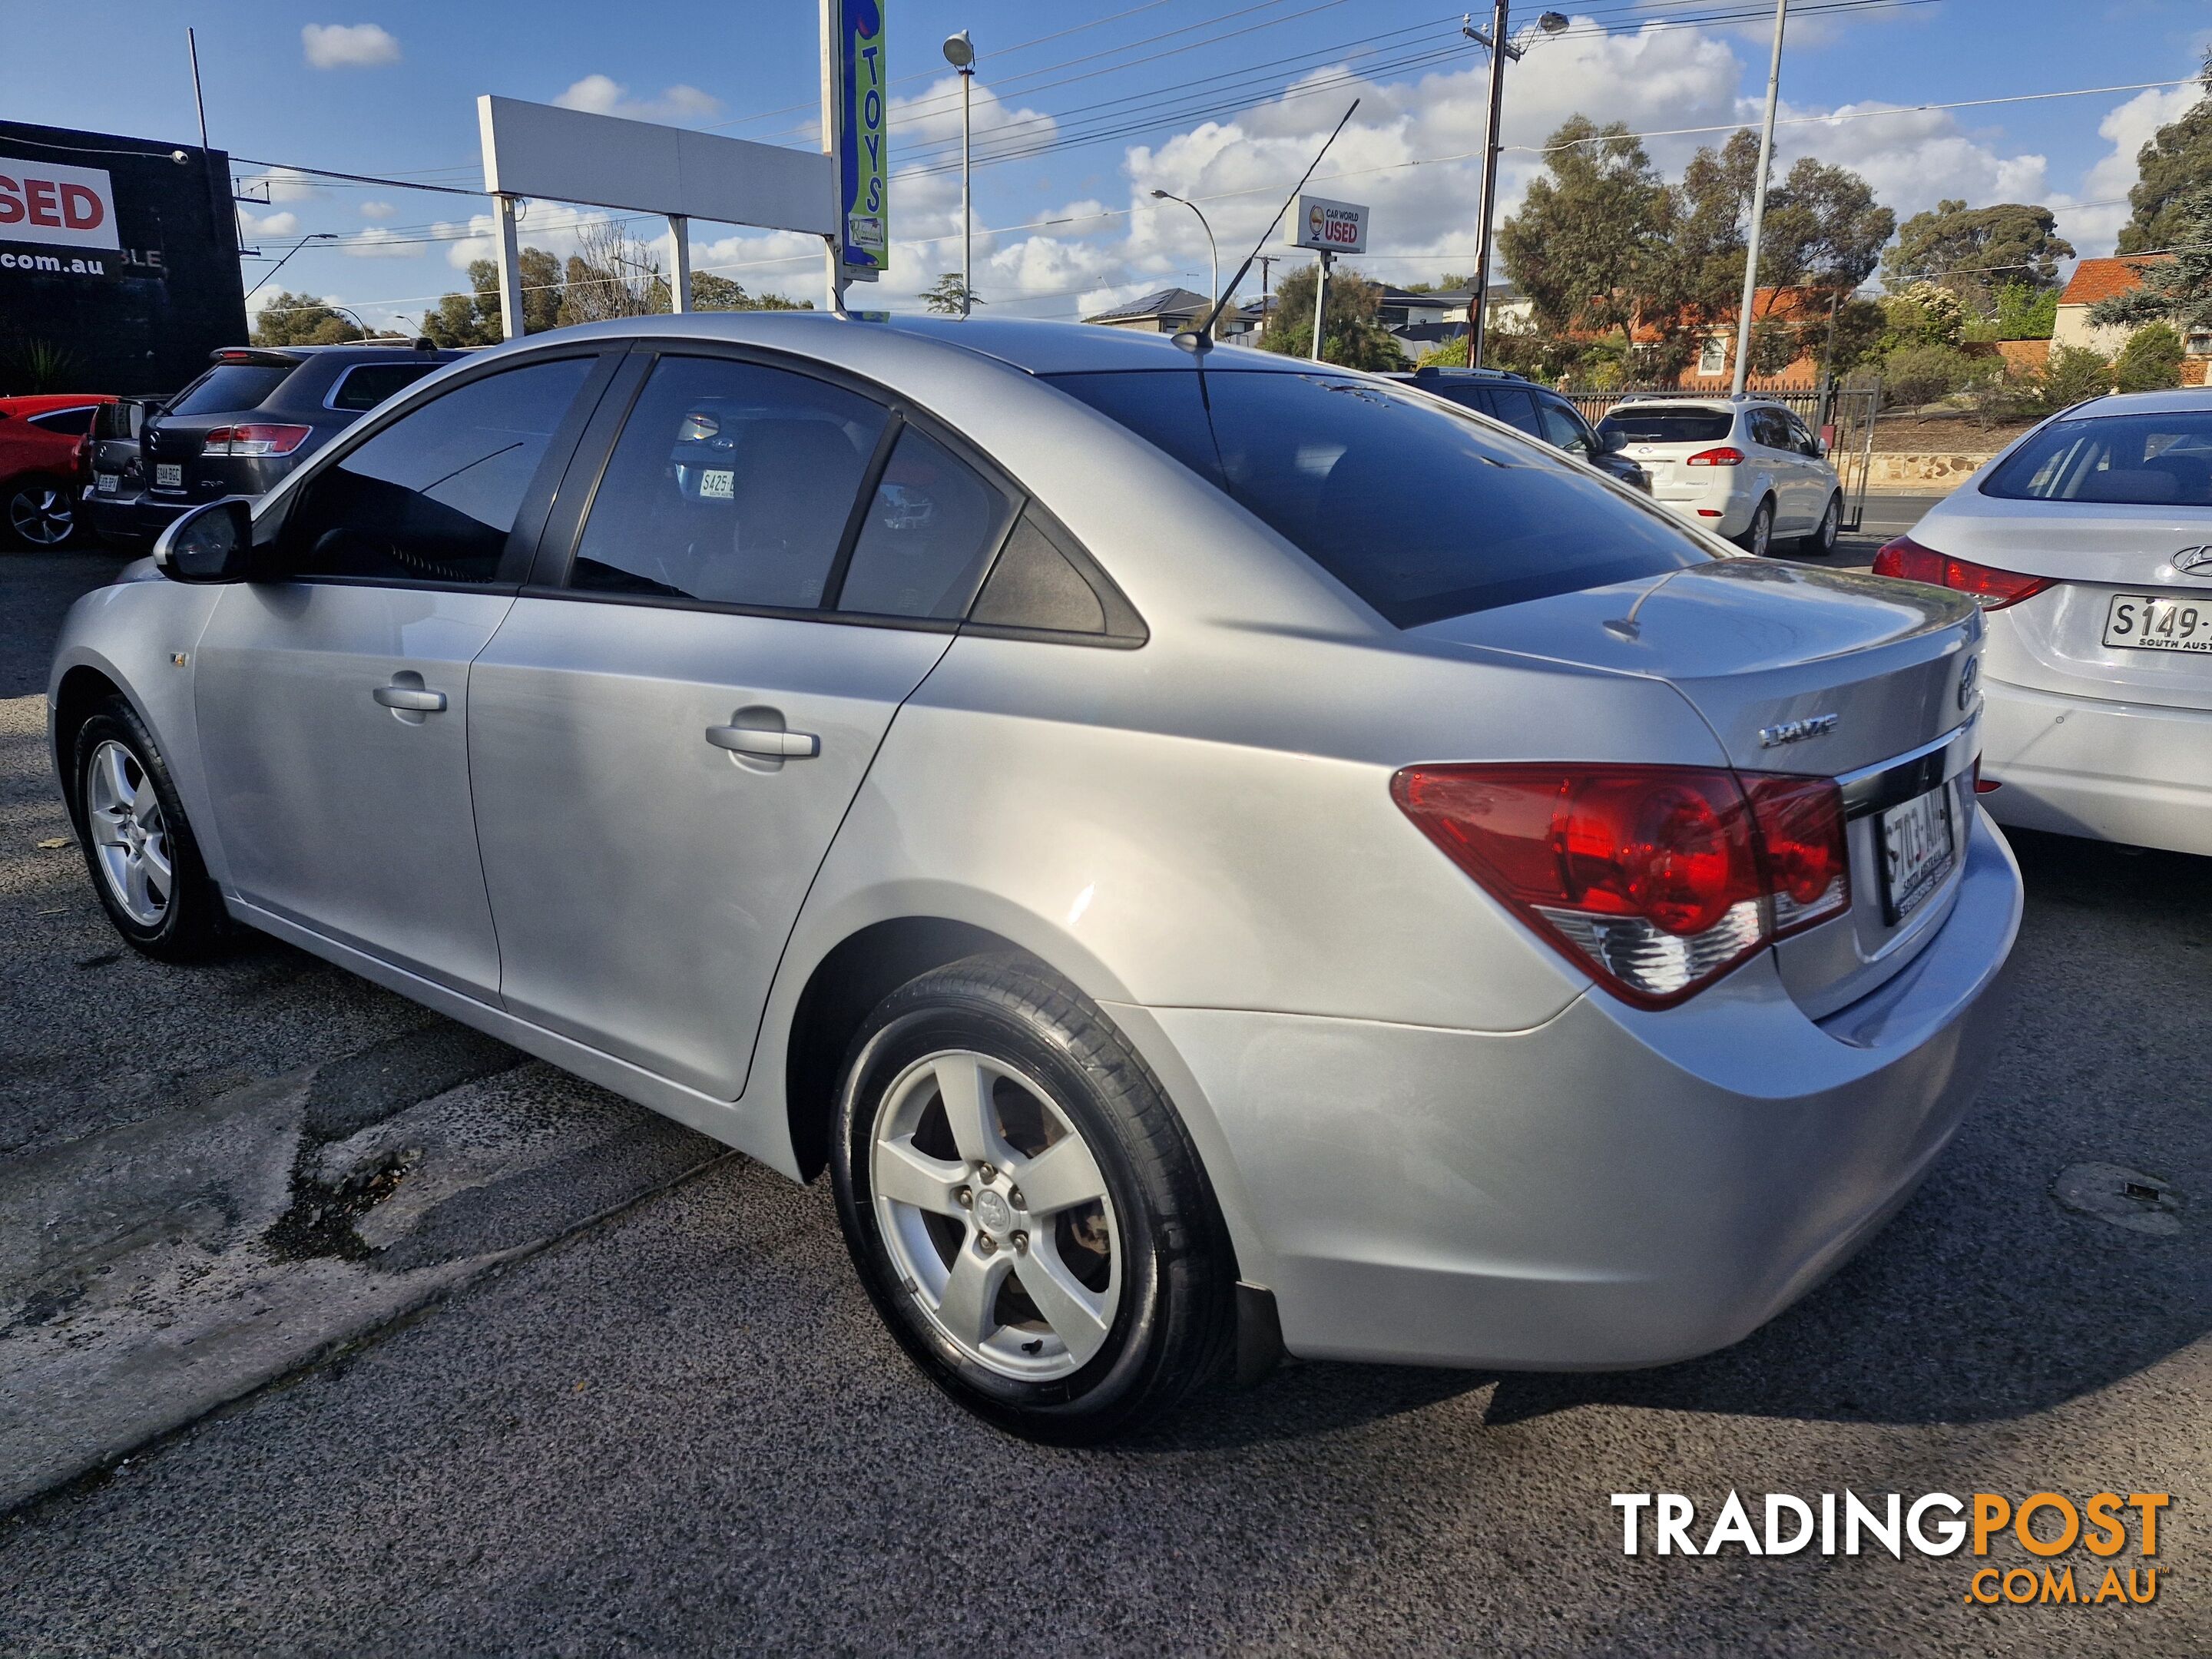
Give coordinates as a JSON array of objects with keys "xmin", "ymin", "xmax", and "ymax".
[{"xmin": 1174, "ymin": 99, "xmax": 1361, "ymax": 356}]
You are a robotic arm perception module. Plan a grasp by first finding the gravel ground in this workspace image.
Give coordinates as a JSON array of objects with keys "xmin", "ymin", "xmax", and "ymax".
[{"xmin": 1, "ymin": 535, "xmax": 2206, "ymax": 1654}]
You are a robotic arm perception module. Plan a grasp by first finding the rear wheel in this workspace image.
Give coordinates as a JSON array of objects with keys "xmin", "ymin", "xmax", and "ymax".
[
  {"xmin": 8, "ymin": 479, "xmax": 76, "ymax": 547},
  {"xmin": 71, "ymin": 697, "xmax": 231, "ymax": 959},
  {"xmin": 1735, "ymin": 496, "xmax": 1775, "ymax": 557},
  {"xmin": 832, "ymin": 952, "xmax": 1237, "ymax": 1443},
  {"xmin": 1799, "ymin": 492, "xmax": 1841, "ymax": 556}
]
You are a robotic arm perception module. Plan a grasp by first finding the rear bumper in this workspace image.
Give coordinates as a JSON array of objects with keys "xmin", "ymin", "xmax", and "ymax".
[
  {"xmin": 1140, "ymin": 810, "xmax": 2022, "ymax": 1369},
  {"xmin": 1653, "ymin": 488, "xmax": 1753, "ymax": 537},
  {"xmin": 1979, "ymin": 674, "xmax": 2212, "ymax": 856}
]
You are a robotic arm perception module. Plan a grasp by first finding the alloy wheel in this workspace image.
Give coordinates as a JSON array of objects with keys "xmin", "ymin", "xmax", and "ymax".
[
  {"xmin": 9, "ymin": 485, "xmax": 73, "ymax": 546},
  {"xmin": 1747, "ymin": 503, "xmax": 1773, "ymax": 558},
  {"xmin": 85, "ymin": 739, "xmax": 172, "ymax": 926},
  {"xmin": 870, "ymin": 1048, "xmax": 1122, "ymax": 1382}
]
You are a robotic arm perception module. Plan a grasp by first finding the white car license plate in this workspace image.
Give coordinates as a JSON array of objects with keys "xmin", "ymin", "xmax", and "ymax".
[
  {"xmin": 1881, "ymin": 784, "xmax": 1955, "ymax": 924},
  {"xmin": 155, "ymin": 462, "xmax": 183, "ymax": 488},
  {"xmin": 94, "ymin": 472, "xmax": 119, "ymax": 494},
  {"xmin": 2104, "ymin": 592, "xmax": 2212, "ymax": 654}
]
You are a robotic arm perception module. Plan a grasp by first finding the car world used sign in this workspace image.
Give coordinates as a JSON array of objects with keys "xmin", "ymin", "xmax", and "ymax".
[
  {"xmin": 1292, "ymin": 195, "xmax": 1367, "ymax": 254},
  {"xmin": 0, "ymin": 154, "xmax": 130, "ymax": 280}
]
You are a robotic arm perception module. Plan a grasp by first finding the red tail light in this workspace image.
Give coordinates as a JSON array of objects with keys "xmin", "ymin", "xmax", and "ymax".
[
  {"xmin": 1685, "ymin": 446, "xmax": 1745, "ymax": 466},
  {"xmin": 1873, "ymin": 534, "xmax": 2050, "ymax": 610},
  {"xmin": 204, "ymin": 422, "xmax": 312, "ymax": 458},
  {"xmin": 1392, "ymin": 763, "xmax": 1849, "ymax": 1008}
]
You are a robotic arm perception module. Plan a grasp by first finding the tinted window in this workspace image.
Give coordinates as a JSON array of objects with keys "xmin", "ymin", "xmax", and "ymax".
[
  {"xmin": 28, "ymin": 405, "xmax": 98, "ymax": 435},
  {"xmin": 167, "ymin": 364, "xmax": 292, "ymax": 416},
  {"xmin": 1048, "ymin": 369, "xmax": 1706, "ymax": 628},
  {"xmin": 1747, "ymin": 409, "xmax": 1792, "ymax": 450},
  {"xmin": 838, "ymin": 426, "xmax": 1012, "ymax": 618},
  {"xmin": 282, "ymin": 356, "xmax": 594, "ymax": 584},
  {"xmin": 329, "ymin": 360, "xmax": 445, "ymax": 412},
  {"xmin": 569, "ymin": 356, "xmax": 885, "ymax": 609},
  {"xmin": 1485, "ymin": 386, "xmax": 1542, "ymax": 436},
  {"xmin": 1785, "ymin": 413, "xmax": 1823, "ymax": 456},
  {"xmin": 1536, "ymin": 398, "xmax": 1590, "ymax": 452},
  {"xmin": 1982, "ymin": 412, "xmax": 2212, "ymax": 507},
  {"xmin": 1596, "ymin": 406, "xmax": 1734, "ymax": 445},
  {"xmin": 971, "ymin": 510, "xmax": 1107, "ymax": 634}
]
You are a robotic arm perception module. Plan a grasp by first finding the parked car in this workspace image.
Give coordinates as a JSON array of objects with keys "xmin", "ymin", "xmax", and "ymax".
[
  {"xmin": 1597, "ymin": 395, "xmax": 1843, "ymax": 556},
  {"xmin": 1386, "ymin": 366, "xmax": 1651, "ymax": 492},
  {"xmin": 2, "ymin": 392, "xmax": 112, "ymax": 547},
  {"xmin": 1876, "ymin": 388, "xmax": 2212, "ymax": 857},
  {"xmin": 51, "ymin": 315, "xmax": 2020, "ymax": 1442},
  {"xmin": 85, "ymin": 341, "xmax": 462, "ymax": 550}
]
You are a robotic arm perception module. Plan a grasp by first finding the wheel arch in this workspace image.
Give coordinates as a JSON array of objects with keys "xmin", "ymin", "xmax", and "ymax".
[{"xmin": 51, "ymin": 663, "xmax": 127, "ymax": 830}]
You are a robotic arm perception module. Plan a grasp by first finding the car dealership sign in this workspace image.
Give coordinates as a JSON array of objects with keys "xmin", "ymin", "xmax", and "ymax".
[
  {"xmin": 0, "ymin": 157, "xmax": 121, "ymax": 251},
  {"xmin": 1292, "ymin": 195, "xmax": 1366, "ymax": 254}
]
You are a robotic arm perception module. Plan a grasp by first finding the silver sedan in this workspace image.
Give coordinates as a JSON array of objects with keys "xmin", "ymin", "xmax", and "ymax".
[{"xmin": 48, "ymin": 315, "xmax": 2021, "ymax": 1442}]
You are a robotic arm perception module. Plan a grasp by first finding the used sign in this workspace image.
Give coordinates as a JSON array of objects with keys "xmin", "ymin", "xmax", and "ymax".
[
  {"xmin": 0, "ymin": 157, "xmax": 120, "ymax": 251},
  {"xmin": 1291, "ymin": 195, "xmax": 1366, "ymax": 254}
]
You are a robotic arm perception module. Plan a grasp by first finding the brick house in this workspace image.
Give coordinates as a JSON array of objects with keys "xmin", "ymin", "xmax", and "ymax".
[{"xmin": 2051, "ymin": 256, "xmax": 2212, "ymax": 383}]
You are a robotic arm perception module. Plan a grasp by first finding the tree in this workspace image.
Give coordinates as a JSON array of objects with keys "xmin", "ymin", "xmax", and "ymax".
[
  {"xmin": 1761, "ymin": 157, "xmax": 1894, "ymax": 291},
  {"xmin": 2040, "ymin": 344, "xmax": 2115, "ymax": 409},
  {"xmin": 2116, "ymin": 50, "xmax": 2212, "ymax": 255},
  {"xmin": 1498, "ymin": 118, "xmax": 1674, "ymax": 350},
  {"xmin": 2114, "ymin": 321, "xmax": 2187, "ymax": 392},
  {"xmin": 1255, "ymin": 263, "xmax": 1402, "ymax": 369},
  {"xmin": 253, "ymin": 290, "xmax": 366, "ymax": 346},
  {"xmin": 689, "ymin": 272, "xmax": 812, "ymax": 311},
  {"xmin": 1993, "ymin": 280, "xmax": 2058, "ymax": 340},
  {"xmin": 2090, "ymin": 184, "xmax": 2212, "ymax": 338},
  {"xmin": 1879, "ymin": 200, "xmax": 2075, "ymax": 310},
  {"xmin": 1879, "ymin": 281, "xmax": 1966, "ymax": 349},
  {"xmin": 557, "ymin": 220, "xmax": 664, "ymax": 326},
  {"xmin": 420, "ymin": 247, "xmax": 561, "ymax": 346},
  {"xmin": 918, "ymin": 272, "xmax": 980, "ymax": 314}
]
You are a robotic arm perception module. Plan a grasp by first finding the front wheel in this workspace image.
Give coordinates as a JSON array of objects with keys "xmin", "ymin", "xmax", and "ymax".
[
  {"xmin": 1734, "ymin": 496, "xmax": 1776, "ymax": 557},
  {"xmin": 1799, "ymin": 492, "xmax": 1841, "ymax": 556},
  {"xmin": 832, "ymin": 953, "xmax": 1238, "ymax": 1443},
  {"xmin": 72, "ymin": 697, "xmax": 232, "ymax": 959},
  {"xmin": 8, "ymin": 480, "xmax": 76, "ymax": 547}
]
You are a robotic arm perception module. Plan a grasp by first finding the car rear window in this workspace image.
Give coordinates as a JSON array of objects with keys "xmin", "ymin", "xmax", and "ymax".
[
  {"xmin": 329, "ymin": 360, "xmax": 444, "ymax": 412},
  {"xmin": 1046, "ymin": 368, "xmax": 1707, "ymax": 628},
  {"xmin": 1596, "ymin": 406, "xmax": 1734, "ymax": 445},
  {"xmin": 1982, "ymin": 410, "xmax": 2212, "ymax": 506},
  {"xmin": 166, "ymin": 364, "xmax": 293, "ymax": 417}
]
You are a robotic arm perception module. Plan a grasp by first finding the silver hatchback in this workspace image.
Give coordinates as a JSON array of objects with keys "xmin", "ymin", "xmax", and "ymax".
[{"xmin": 49, "ymin": 315, "xmax": 2021, "ymax": 1441}]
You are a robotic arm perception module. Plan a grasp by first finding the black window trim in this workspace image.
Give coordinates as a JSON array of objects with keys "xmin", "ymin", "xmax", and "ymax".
[
  {"xmin": 253, "ymin": 343, "xmax": 625, "ymax": 596},
  {"xmin": 520, "ymin": 336, "xmax": 1146, "ymax": 647}
]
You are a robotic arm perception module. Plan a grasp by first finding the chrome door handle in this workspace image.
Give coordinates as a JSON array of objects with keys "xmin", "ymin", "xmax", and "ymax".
[
  {"xmin": 706, "ymin": 724, "xmax": 819, "ymax": 758},
  {"xmin": 373, "ymin": 685, "xmax": 448, "ymax": 712}
]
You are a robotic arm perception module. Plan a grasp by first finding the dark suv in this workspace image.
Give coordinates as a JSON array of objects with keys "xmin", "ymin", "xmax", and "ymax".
[
  {"xmin": 1383, "ymin": 366, "xmax": 1650, "ymax": 492},
  {"xmin": 86, "ymin": 342, "xmax": 463, "ymax": 549}
]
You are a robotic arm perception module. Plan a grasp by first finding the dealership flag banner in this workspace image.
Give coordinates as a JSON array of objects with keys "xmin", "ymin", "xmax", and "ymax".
[{"xmin": 839, "ymin": 0, "xmax": 886, "ymax": 280}]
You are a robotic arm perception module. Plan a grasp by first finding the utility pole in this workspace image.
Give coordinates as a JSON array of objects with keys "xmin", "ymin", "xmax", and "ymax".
[
  {"xmin": 185, "ymin": 28, "xmax": 225, "ymax": 241},
  {"xmin": 1311, "ymin": 250, "xmax": 1332, "ymax": 361},
  {"xmin": 944, "ymin": 32, "xmax": 976, "ymax": 315},
  {"xmin": 1462, "ymin": 8, "xmax": 1565, "ymax": 370},
  {"xmin": 1731, "ymin": 0, "xmax": 1789, "ymax": 396},
  {"xmin": 820, "ymin": 0, "xmax": 847, "ymax": 313}
]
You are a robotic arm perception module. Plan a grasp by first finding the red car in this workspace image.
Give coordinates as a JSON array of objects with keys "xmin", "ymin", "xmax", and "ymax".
[{"xmin": 2, "ymin": 393, "xmax": 113, "ymax": 547}]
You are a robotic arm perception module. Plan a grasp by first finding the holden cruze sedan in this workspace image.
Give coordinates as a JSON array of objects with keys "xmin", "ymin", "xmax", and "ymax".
[
  {"xmin": 48, "ymin": 315, "xmax": 2020, "ymax": 1442},
  {"xmin": 1876, "ymin": 389, "xmax": 2212, "ymax": 857}
]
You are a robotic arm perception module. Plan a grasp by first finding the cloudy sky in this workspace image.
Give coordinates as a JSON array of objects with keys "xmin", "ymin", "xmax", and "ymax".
[{"xmin": 5, "ymin": 0, "xmax": 2207, "ymax": 333}]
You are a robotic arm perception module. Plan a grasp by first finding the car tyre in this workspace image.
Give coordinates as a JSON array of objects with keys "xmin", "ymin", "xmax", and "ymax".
[
  {"xmin": 1799, "ymin": 492, "xmax": 1842, "ymax": 556},
  {"xmin": 71, "ymin": 696, "xmax": 233, "ymax": 960},
  {"xmin": 1735, "ymin": 495, "xmax": 1776, "ymax": 557},
  {"xmin": 8, "ymin": 478, "xmax": 77, "ymax": 548},
  {"xmin": 832, "ymin": 952, "xmax": 1238, "ymax": 1443}
]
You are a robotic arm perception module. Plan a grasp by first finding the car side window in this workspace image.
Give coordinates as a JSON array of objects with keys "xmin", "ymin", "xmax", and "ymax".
[
  {"xmin": 280, "ymin": 356, "xmax": 596, "ymax": 584},
  {"xmin": 28, "ymin": 405, "xmax": 98, "ymax": 436},
  {"xmin": 1786, "ymin": 413, "xmax": 1823, "ymax": 458},
  {"xmin": 837, "ymin": 426, "xmax": 1013, "ymax": 619},
  {"xmin": 1752, "ymin": 409, "xmax": 1793, "ymax": 452},
  {"xmin": 1536, "ymin": 397, "xmax": 1591, "ymax": 452},
  {"xmin": 1486, "ymin": 386, "xmax": 1543, "ymax": 437},
  {"xmin": 569, "ymin": 356, "xmax": 886, "ymax": 611}
]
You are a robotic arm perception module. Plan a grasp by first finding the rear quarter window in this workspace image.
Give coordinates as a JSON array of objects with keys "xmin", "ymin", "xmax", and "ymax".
[
  {"xmin": 329, "ymin": 360, "xmax": 445, "ymax": 412},
  {"xmin": 1047, "ymin": 368, "xmax": 1707, "ymax": 628}
]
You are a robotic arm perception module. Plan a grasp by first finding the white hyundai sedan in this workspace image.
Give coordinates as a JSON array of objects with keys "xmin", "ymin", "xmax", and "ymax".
[{"xmin": 1876, "ymin": 389, "xmax": 2212, "ymax": 856}]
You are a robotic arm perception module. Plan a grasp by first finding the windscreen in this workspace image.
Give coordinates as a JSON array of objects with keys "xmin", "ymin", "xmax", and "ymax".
[
  {"xmin": 166, "ymin": 364, "xmax": 293, "ymax": 417},
  {"xmin": 1982, "ymin": 410, "xmax": 2212, "ymax": 506},
  {"xmin": 1595, "ymin": 406, "xmax": 1734, "ymax": 445},
  {"xmin": 1046, "ymin": 368, "xmax": 1706, "ymax": 627}
]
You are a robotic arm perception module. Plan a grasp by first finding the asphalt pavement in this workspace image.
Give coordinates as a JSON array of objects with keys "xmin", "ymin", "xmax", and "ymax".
[{"xmin": 2, "ymin": 519, "xmax": 2207, "ymax": 1655}]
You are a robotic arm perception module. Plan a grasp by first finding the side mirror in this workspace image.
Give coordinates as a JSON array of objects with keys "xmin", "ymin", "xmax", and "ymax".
[
  {"xmin": 153, "ymin": 498, "xmax": 256, "ymax": 583},
  {"xmin": 1599, "ymin": 426, "xmax": 1628, "ymax": 455}
]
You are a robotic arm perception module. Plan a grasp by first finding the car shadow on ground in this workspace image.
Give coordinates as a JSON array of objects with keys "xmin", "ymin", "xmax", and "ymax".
[{"xmin": 1147, "ymin": 827, "xmax": 2211, "ymax": 1449}]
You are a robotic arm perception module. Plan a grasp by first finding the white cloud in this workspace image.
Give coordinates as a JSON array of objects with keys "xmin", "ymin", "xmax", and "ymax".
[
  {"xmin": 237, "ymin": 165, "xmax": 319, "ymax": 205},
  {"xmin": 552, "ymin": 75, "xmax": 722, "ymax": 124},
  {"xmin": 359, "ymin": 200, "xmax": 397, "ymax": 220},
  {"xmin": 339, "ymin": 227, "xmax": 419, "ymax": 259},
  {"xmin": 238, "ymin": 209, "xmax": 300, "ymax": 240},
  {"xmin": 2048, "ymin": 81, "xmax": 2205, "ymax": 257},
  {"xmin": 302, "ymin": 23, "xmax": 400, "ymax": 70}
]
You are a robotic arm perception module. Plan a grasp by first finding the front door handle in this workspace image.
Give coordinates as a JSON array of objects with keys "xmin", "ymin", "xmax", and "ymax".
[
  {"xmin": 373, "ymin": 684, "xmax": 448, "ymax": 713},
  {"xmin": 706, "ymin": 724, "xmax": 819, "ymax": 758}
]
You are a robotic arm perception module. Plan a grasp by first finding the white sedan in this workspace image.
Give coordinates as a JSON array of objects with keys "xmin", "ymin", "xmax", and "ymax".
[{"xmin": 1876, "ymin": 388, "xmax": 2212, "ymax": 856}]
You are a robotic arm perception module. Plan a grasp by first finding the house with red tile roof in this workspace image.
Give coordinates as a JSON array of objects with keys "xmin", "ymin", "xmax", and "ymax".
[{"xmin": 2053, "ymin": 255, "xmax": 2212, "ymax": 382}]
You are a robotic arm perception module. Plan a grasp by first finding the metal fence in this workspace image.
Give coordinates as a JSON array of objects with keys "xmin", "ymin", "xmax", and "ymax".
[{"xmin": 1557, "ymin": 385, "xmax": 1882, "ymax": 531}]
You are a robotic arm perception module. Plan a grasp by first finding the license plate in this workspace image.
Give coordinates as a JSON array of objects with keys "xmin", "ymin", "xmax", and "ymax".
[
  {"xmin": 155, "ymin": 463, "xmax": 183, "ymax": 488},
  {"xmin": 94, "ymin": 472, "xmax": 119, "ymax": 494},
  {"xmin": 2104, "ymin": 592, "xmax": 2212, "ymax": 654},
  {"xmin": 1881, "ymin": 785, "xmax": 1955, "ymax": 925}
]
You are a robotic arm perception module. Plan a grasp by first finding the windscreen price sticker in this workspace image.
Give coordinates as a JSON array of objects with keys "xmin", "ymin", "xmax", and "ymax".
[{"xmin": 1293, "ymin": 195, "xmax": 1367, "ymax": 254}]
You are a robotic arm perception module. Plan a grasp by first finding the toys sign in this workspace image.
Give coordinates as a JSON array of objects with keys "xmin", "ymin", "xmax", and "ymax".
[{"xmin": 1291, "ymin": 195, "xmax": 1366, "ymax": 254}]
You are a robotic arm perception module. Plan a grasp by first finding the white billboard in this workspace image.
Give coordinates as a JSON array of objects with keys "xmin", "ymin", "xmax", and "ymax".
[
  {"xmin": 1291, "ymin": 195, "xmax": 1367, "ymax": 255},
  {"xmin": 0, "ymin": 157, "xmax": 121, "ymax": 251}
]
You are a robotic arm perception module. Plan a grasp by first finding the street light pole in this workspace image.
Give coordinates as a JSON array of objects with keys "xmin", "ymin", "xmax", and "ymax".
[
  {"xmin": 1150, "ymin": 189, "xmax": 1220, "ymax": 334},
  {"xmin": 1463, "ymin": 8, "xmax": 1565, "ymax": 371},
  {"xmin": 1731, "ymin": 0, "xmax": 1789, "ymax": 396},
  {"xmin": 944, "ymin": 31, "xmax": 976, "ymax": 316}
]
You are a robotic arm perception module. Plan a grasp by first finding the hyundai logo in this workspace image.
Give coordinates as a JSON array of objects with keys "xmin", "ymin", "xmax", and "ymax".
[{"xmin": 2174, "ymin": 546, "xmax": 2212, "ymax": 578}]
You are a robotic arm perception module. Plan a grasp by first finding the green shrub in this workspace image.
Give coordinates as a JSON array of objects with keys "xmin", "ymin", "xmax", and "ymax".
[
  {"xmin": 2114, "ymin": 322, "xmax": 2186, "ymax": 392},
  {"xmin": 2040, "ymin": 344, "xmax": 2114, "ymax": 409},
  {"xmin": 1993, "ymin": 281, "xmax": 2058, "ymax": 340},
  {"xmin": 1880, "ymin": 343, "xmax": 1978, "ymax": 408}
]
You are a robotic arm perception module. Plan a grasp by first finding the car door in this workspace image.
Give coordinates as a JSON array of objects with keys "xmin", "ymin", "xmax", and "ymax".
[
  {"xmin": 467, "ymin": 350, "xmax": 1018, "ymax": 1098},
  {"xmin": 1783, "ymin": 409, "xmax": 1834, "ymax": 515},
  {"xmin": 193, "ymin": 351, "xmax": 612, "ymax": 996},
  {"xmin": 1746, "ymin": 407, "xmax": 1806, "ymax": 529}
]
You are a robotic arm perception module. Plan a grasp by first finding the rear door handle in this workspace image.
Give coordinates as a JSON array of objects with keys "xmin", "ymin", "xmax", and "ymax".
[
  {"xmin": 706, "ymin": 724, "xmax": 819, "ymax": 758},
  {"xmin": 373, "ymin": 685, "xmax": 448, "ymax": 712}
]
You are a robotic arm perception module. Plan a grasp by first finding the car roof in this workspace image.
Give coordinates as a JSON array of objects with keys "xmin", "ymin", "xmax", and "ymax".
[
  {"xmin": 2048, "ymin": 386, "xmax": 2212, "ymax": 422},
  {"xmin": 0, "ymin": 392, "xmax": 113, "ymax": 413}
]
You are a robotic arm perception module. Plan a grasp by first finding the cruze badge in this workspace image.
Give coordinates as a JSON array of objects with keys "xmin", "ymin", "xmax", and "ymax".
[
  {"xmin": 2174, "ymin": 546, "xmax": 2212, "ymax": 578},
  {"xmin": 1958, "ymin": 655, "xmax": 1980, "ymax": 710},
  {"xmin": 1759, "ymin": 714, "xmax": 1839, "ymax": 747}
]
